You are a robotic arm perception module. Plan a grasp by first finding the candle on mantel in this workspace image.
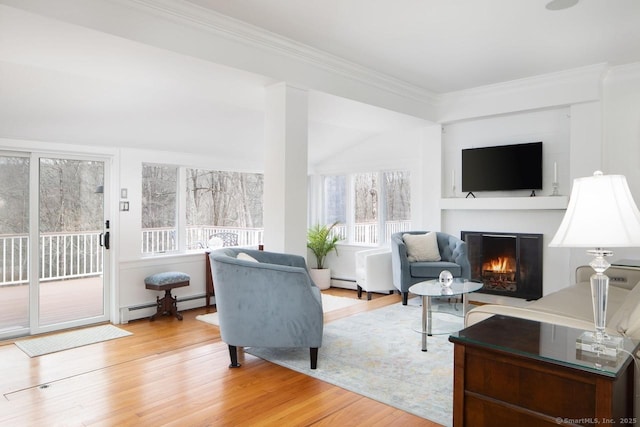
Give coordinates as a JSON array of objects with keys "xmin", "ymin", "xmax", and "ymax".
[{"xmin": 554, "ymin": 162, "xmax": 557, "ymax": 183}]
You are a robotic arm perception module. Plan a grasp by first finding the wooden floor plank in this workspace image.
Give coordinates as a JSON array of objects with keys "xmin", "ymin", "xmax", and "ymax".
[{"xmin": 0, "ymin": 289, "xmax": 441, "ymax": 426}]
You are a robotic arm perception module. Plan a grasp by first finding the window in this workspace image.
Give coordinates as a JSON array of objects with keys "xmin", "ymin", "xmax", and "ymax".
[
  {"xmin": 323, "ymin": 175, "xmax": 347, "ymax": 240},
  {"xmin": 354, "ymin": 172, "xmax": 378, "ymax": 243},
  {"xmin": 141, "ymin": 164, "xmax": 177, "ymax": 254},
  {"xmin": 186, "ymin": 169, "xmax": 263, "ymax": 248},
  {"xmin": 141, "ymin": 164, "xmax": 264, "ymax": 255},
  {"xmin": 0, "ymin": 155, "xmax": 29, "ymax": 285},
  {"xmin": 382, "ymin": 170, "xmax": 411, "ymax": 241},
  {"xmin": 322, "ymin": 170, "xmax": 411, "ymax": 245}
]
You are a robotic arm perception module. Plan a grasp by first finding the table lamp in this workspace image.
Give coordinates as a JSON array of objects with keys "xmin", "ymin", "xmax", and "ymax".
[{"xmin": 550, "ymin": 171, "xmax": 640, "ymax": 356}]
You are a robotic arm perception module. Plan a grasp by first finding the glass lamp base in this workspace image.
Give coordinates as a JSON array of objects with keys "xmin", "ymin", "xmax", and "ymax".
[{"xmin": 575, "ymin": 331, "xmax": 623, "ymax": 360}]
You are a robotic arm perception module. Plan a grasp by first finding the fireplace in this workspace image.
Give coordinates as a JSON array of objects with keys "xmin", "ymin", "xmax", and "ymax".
[{"xmin": 461, "ymin": 231, "xmax": 543, "ymax": 300}]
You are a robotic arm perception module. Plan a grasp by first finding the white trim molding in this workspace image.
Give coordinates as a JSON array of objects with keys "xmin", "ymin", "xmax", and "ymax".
[{"xmin": 438, "ymin": 63, "xmax": 609, "ymax": 123}]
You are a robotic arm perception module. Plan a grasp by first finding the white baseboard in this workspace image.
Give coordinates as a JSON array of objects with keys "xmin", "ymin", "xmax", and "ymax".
[
  {"xmin": 119, "ymin": 296, "xmax": 214, "ymax": 323},
  {"xmin": 331, "ymin": 278, "xmax": 357, "ymax": 290}
]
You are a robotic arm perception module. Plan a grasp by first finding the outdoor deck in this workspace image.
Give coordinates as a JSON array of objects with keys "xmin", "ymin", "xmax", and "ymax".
[{"xmin": 0, "ymin": 277, "xmax": 102, "ymax": 333}]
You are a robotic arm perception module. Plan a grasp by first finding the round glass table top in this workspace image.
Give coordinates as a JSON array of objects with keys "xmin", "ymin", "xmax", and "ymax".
[{"xmin": 409, "ymin": 278, "xmax": 483, "ymax": 297}]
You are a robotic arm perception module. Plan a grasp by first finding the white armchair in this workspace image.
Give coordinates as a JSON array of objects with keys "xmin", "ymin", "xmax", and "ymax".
[{"xmin": 355, "ymin": 247, "xmax": 395, "ymax": 300}]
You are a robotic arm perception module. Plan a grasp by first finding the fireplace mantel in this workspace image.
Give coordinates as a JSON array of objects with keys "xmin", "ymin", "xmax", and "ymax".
[{"xmin": 440, "ymin": 196, "xmax": 568, "ymax": 211}]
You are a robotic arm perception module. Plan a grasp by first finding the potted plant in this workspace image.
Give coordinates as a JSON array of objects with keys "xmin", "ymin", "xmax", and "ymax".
[{"xmin": 307, "ymin": 222, "xmax": 341, "ymax": 290}]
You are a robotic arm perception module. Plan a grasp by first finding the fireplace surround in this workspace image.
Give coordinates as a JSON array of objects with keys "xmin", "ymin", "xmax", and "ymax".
[{"xmin": 461, "ymin": 231, "xmax": 543, "ymax": 300}]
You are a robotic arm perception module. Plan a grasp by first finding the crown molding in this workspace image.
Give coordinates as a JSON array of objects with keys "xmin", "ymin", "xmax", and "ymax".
[
  {"xmin": 605, "ymin": 61, "xmax": 640, "ymax": 81},
  {"xmin": 118, "ymin": 0, "xmax": 439, "ymax": 106},
  {"xmin": 441, "ymin": 63, "xmax": 609, "ymax": 99},
  {"xmin": 437, "ymin": 63, "xmax": 609, "ymax": 123}
]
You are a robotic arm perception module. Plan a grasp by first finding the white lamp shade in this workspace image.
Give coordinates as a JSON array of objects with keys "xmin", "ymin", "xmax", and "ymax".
[{"xmin": 550, "ymin": 172, "xmax": 640, "ymax": 248}]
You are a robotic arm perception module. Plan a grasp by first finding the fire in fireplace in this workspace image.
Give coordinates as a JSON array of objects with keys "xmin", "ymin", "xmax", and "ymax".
[
  {"xmin": 462, "ymin": 231, "xmax": 543, "ymax": 300},
  {"xmin": 483, "ymin": 257, "xmax": 517, "ymax": 291}
]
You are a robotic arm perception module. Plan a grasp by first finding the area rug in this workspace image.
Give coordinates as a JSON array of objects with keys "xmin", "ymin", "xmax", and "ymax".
[
  {"xmin": 15, "ymin": 324, "xmax": 132, "ymax": 357},
  {"xmin": 245, "ymin": 300, "xmax": 462, "ymax": 426},
  {"xmin": 196, "ymin": 293, "xmax": 365, "ymax": 326}
]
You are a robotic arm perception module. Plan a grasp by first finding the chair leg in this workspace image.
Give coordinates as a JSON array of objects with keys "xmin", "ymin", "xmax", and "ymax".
[
  {"xmin": 310, "ymin": 347, "xmax": 318, "ymax": 369},
  {"xmin": 356, "ymin": 285, "xmax": 363, "ymax": 299},
  {"xmin": 402, "ymin": 292, "xmax": 409, "ymax": 305},
  {"xmin": 228, "ymin": 345, "xmax": 241, "ymax": 368},
  {"xmin": 367, "ymin": 292, "xmax": 372, "ymax": 301}
]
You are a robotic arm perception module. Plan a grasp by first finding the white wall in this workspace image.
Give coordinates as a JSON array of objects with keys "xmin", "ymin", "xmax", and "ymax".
[
  {"xmin": 441, "ymin": 108, "xmax": 572, "ymax": 295},
  {"xmin": 310, "ymin": 125, "xmax": 438, "ymax": 286},
  {"xmin": 2, "ymin": 0, "xmax": 437, "ymax": 123},
  {"xmin": 116, "ymin": 146, "xmax": 265, "ymax": 321},
  {"xmin": 602, "ymin": 63, "xmax": 640, "ymax": 263},
  {"xmin": 311, "ymin": 63, "xmax": 640, "ymax": 294},
  {"xmin": 437, "ymin": 63, "xmax": 640, "ymax": 292},
  {"xmin": 312, "ymin": 124, "xmax": 440, "ymax": 229},
  {"xmin": 442, "ymin": 108, "xmax": 572, "ymax": 200}
]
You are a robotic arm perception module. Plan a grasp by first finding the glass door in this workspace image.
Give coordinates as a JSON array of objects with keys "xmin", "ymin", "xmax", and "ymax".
[
  {"xmin": 36, "ymin": 157, "xmax": 109, "ymax": 330},
  {"xmin": 0, "ymin": 154, "xmax": 30, "ymax": 337},
  {"xmin": 0, "ymin": 152, "xmax": 110, "ymax": 339}
]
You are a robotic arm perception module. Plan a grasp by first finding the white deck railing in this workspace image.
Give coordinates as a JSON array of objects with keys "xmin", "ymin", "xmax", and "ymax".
[
  {"xmin": 332, "ymin": 220, "xmax": 412, "ymax": 244},
  {"xmin": 0, "ymin": 232, "xmax": 103, "ymax": 286},
  {"xmin": 1, "ymin": 221, "xmax": 411, "ymax": 285},
  {"xmin": 141, "ymin": 226, "xmax": 265, "ymax": 254}
]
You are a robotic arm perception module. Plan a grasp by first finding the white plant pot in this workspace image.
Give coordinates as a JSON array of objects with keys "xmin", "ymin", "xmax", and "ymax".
[{"xmin": 309, "ymin": 268, "xmax": 331, "ymax": 290}]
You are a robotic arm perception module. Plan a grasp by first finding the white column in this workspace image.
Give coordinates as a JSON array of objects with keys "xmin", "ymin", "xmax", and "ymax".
[
  {"xmin": 419, "ymin": 124, "xmax": 442, "ymax": 230},
  {"xmin": 263, "ymin": 82, "xmax": 308, "ymax": 257}
]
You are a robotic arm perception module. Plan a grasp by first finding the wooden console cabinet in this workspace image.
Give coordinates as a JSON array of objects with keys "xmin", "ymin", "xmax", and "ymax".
[
  {"xmin": 205, "ymin": 251, "xmax": 214, "ymax": 306},
  {"xmin": 449, "ymin": 315, "xmax": 638, "ymax": 426}
]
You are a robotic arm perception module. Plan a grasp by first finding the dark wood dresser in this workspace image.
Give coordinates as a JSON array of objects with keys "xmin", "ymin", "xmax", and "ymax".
[{"xmin": 449, "ymin": 315, "xmax": 638, "ymax": 426}]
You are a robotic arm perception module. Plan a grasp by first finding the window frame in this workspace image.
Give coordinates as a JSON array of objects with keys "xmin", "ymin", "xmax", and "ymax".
[
  {"xmin": 321, "ymin": 169, "xmax": 411, "ymax": 246},
  {"xmin": 142, "ymin": 164, "xmax": 264, "ymax": 256}
]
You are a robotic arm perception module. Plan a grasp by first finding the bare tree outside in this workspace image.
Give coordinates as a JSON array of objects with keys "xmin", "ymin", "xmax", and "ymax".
[
  {"xmin": 141, "ymin": 164, "xmax": 177, "ymax": 253},
  {"xmin": 186, "ymin": 169, "xmax": 263, "ymax": 229},
  {"xmin": 0, "ymin": 156, "xmax": 29, "ymax": 234},
  {"xmin": 384, "ymin": 170, "xmax": 411, "ymax": 221},
  {"xmin": 324, "ymin": 175, "xmax": 346, "ymax": 224},
  {"xmin": 0, "ymin": 156, "xmax": 30, "ymax": 284},
  {"xmin": 39, "ymin": 159, "xmax": 104, "ymax": 233},
  {"xmin": 324, "ymin": 170, "xmax": 411, "ymax": 244},
  {"xmin": 142, "ymin": 164, "xmax": 177, "ymax": 229},
  {"xmin": 141, "ymin": 165, "xmax": 264, "ymax": 253},
  {"xmin": 354, "ymin": 172, "xmax": 378, "ymax": 223},
  {"xmin": 0, "ymin": 157, "xmax": 104, "ymax": 234}
]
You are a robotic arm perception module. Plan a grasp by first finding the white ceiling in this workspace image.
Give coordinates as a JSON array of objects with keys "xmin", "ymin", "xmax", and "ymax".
[
  {"xmin": 1, "ymin": 0, "xmax": 640, "ymax": 164},
  {"xmin": 189, "ymin": 0, "xmax": 640, "ymax": 93}
]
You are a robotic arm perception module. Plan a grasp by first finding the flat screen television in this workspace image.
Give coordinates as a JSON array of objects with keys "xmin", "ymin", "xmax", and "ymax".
[{"xmin": 461, "ymin": 142, "xmax": 542, "ymax": 193}]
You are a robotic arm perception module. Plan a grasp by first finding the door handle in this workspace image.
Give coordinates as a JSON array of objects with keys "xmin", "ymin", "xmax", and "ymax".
[
  {"xmin": 100, "ymin": 220, "xmax": 111, "ymax": 250},
  {"xmin": 100, "ymin": 231, "xmax": 111, "ymax": 250}
]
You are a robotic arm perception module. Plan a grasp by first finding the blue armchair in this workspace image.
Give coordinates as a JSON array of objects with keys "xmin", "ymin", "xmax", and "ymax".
[
  {"xmin": 209, "ymin": 248, "xmax": 324, "ymax": 369},
  {"xmin": 391, "ymin": 231, "xmax": 471, "ymax": 305}
]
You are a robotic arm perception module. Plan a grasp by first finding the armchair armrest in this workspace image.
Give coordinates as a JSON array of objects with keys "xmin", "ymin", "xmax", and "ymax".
[
  {"xmin": 356, "ymin": 247, "xmax": 392, "ymax": 281},
  {"xmin": 450, "ymin": 240, "xmax": 471, "ymax": 279},
  {"xmin": 391, "ymin": 233, "xmax": 411, "ymax": 288}
]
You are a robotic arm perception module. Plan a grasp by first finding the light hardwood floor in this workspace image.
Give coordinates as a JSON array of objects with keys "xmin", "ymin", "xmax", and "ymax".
[{"xmin": 0, "ymin": 289, "xmax": 441, "ymax": 426}]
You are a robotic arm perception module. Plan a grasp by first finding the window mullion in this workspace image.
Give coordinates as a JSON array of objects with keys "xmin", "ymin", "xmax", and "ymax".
[
  {"xmin": 378, "ymin": 171, "xmax": 387, "ymax": 244},
  {"xmin": 177, "ymin": 167, "xmax": 187, "ymax": 252},
  {"xmin": 346, "ymin": 174, "xmax": 355, "ymax": 244}
]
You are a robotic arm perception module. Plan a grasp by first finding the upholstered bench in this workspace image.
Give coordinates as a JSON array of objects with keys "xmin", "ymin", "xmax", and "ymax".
[{"xmin": 144, "ymin": 271, "xmax": 190, "ymax": 321}]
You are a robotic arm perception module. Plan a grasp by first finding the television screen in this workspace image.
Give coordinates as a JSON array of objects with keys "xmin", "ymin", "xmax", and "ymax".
[{"xmin": 461, "ymin": 142, "xmax": 542, "ymax": 192}]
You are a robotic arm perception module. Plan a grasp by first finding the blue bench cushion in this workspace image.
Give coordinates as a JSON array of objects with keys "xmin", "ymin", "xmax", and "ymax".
[{"xmin": 144, "ymin": 271, "xmax": 191, "ymax": 286}]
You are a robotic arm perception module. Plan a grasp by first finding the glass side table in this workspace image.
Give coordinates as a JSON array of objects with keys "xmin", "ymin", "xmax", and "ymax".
[{"xmin": 408, "ymin": 278, "xmax": 483, "ymax": 351}]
